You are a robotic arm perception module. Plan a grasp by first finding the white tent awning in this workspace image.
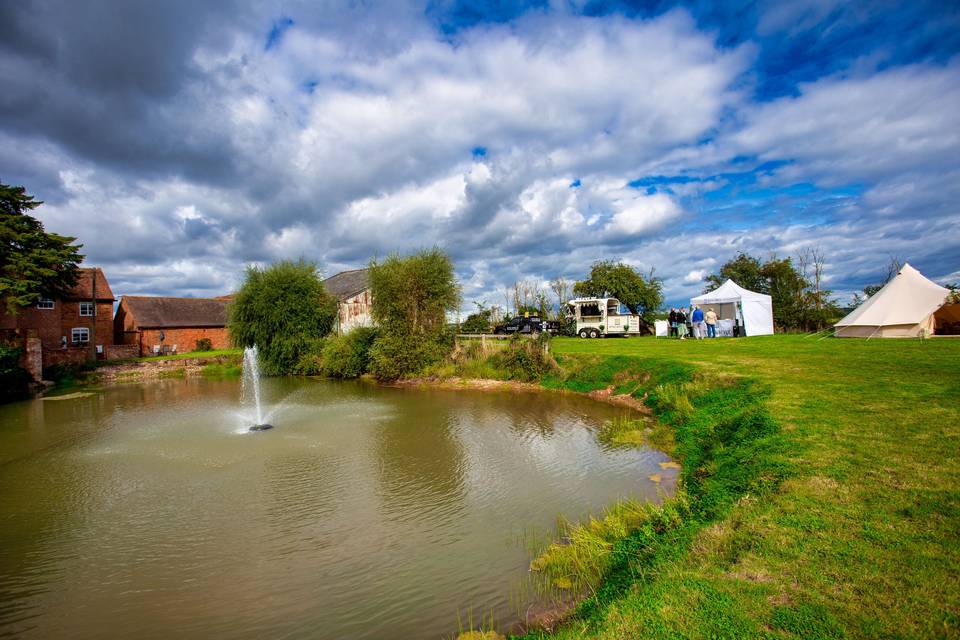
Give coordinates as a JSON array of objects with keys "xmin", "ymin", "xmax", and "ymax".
[{"xmin": 690, "ymin": 279, "xmax": 774, "ymax": 336}]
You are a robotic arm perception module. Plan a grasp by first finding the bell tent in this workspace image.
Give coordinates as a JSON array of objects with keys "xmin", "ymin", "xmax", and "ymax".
[
  {"xmin": 690, "ymin": 280, "xmax": 774, "ymax": 336},
  {"xmin": 834, "ymin": 263, "xmax": 953, "ymax": 338}
]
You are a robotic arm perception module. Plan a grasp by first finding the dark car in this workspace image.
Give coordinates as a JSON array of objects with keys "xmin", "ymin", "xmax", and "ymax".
[{"xmin": 493, "ymin": 316, "xmax": 560, "ymax": 335}]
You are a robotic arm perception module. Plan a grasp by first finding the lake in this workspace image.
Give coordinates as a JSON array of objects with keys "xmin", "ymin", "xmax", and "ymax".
[{"xmin": 0, "ymin": 377, "xmax": 676, "ymax": 639}]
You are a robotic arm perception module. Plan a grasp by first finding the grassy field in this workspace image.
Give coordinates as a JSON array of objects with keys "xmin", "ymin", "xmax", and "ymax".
[{"xmin": 522, "ymin": 334, "xmax": 960, "ymax": 639}]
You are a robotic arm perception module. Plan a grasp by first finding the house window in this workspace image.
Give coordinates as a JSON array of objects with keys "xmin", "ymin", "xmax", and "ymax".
[
  {"xmin": 79, "ymin": 302, "xmax": 94, "ymax": 316},
  {"xmin": 71, "ymin": 327, "xmax": 90, "ymax": 344},
  {"xmin": 37, "ymin": 298, "xmax": 55, "ymax": 309}
]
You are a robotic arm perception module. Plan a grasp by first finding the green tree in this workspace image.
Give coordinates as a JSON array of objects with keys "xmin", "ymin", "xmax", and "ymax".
[
  {"xmin": 460, "ymin": 304, "xmax": 493, "ymax": 333},
  {"xmin": 1, "ymin": 183, "xmax": 84, "ymax": 314},
  {"xmin": 367, "ymin": 248, "xmax": 461, "ymax": 381},
  {"xmin": 228, "ymin": 259, "xmax": 338, "ymax": 375},
  {"xmin": 760, "ymin": 257, "xmax": 808, "ymax": 330},
  {"xmin": 705, "ymin": 251, "xmax": 840, "ymax": 331},
  {"xmin": 573, "ymin": 260, "xmax": 663, "ymax": 326},
  {"xmin": 703, "ymin": 252, "xmax": 765, "ymax": 293}
]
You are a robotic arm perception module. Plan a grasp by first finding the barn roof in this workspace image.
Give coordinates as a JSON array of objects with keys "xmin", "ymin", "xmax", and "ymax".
[
  {"xmin": 67, "ymin": 268, "xmax": 114, "ymax": 300},
  {"xmin": 323, "ymin": 269, "xmax": 370, "ymax": 301},
  {"xmin": 120, "ymin": 296, "xmax": 229, "ymax": 328}
]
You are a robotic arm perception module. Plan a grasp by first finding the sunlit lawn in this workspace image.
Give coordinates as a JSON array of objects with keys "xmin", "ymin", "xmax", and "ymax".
[
  {"xmin": 539, "ymin": 334, "xmax": 960, "ymax": 639},
  {"xmin": 101, "ymin": 347, "xmax": 243, "ymax": 365}
]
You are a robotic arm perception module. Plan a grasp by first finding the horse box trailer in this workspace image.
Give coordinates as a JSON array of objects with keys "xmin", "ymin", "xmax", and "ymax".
[{"xmin": 567, "ymin": 297, "xmax": 641, "ymax": 338}]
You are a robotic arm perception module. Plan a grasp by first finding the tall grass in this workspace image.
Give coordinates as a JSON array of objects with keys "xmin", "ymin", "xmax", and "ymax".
[{"xmin": 522, "ymin": 355, "xmax": 791, "ymax": 637}]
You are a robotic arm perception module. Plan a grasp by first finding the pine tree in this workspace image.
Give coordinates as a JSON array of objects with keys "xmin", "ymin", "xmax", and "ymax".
[{"xmin": 1, "ymin": 183, "xmax": 84, "ymax": 314}]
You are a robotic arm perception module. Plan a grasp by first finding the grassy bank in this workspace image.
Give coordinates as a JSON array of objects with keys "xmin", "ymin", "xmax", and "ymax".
[
  {"xmin": 98, "ymin": 347, "xmax": 243, "ymax": 365},
  {"xmin": 517, "ymin": 335, "xmax": 959, "ymax": 639}
]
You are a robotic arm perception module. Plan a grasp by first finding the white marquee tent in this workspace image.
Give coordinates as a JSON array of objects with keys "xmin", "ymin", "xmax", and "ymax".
[
  {"xmin": 834, "ymin": 263, "xmax": 953, "ymax": 338},
  {"xmin": 690, "ymin": 280, "xmax": 774, "ymax": 336}
]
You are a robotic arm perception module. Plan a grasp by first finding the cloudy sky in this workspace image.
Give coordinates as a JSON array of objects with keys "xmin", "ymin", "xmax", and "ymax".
[{"xmin": 2, "ymin": 0, "xmax": 958, "ymax": 309}]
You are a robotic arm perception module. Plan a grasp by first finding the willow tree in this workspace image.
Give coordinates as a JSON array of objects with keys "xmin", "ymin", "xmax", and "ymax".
[
  {"xmin": 228, "ymin": 259, "xmax": 337, "ymax": 375},
  {"xmin": 367, "ymin": 248, "xmax": 461, "ymax": 381}
]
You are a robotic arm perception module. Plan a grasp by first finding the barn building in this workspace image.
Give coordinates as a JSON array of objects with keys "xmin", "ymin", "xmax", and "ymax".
[
  {"xmin": 323, "ymin": 269, "xmax": 373, "ymax": 334},
  {"xmin": 114, "ymin": 296, "xmax": 232, "ymax": 356}
]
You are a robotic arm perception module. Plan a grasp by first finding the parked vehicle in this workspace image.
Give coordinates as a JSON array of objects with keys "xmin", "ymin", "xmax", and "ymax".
[
  {"xmin": 493, "ymin": 315, "xmax": 560, "ymax": 335},
  {"xmin": 566, "ymin": 297, "xmax": 641, "ymax": 338}
]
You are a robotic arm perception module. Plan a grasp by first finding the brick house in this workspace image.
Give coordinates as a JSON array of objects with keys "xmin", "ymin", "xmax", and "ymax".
[
  {"xmin": 323, "ymin": 269, "xmax": 374, "ymax": 334},
  {"xmin": 0, "ymin": 267, "xmax": 116, "ymax": 368},
  {"xmin": 114, "ymin": 296, "xmax": 232, "ymax": 356}
]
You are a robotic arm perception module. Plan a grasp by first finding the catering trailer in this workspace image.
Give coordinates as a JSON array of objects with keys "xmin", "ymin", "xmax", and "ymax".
[{"xmin": 567, "ymin": 297, "xmax": 641, "ymax": 338}]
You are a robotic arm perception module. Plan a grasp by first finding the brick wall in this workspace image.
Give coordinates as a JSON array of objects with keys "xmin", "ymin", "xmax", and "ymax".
[
  {"xmin": 1, "ymin": 304, "xmax": 62, "ymax": 349},
  {"xmin": 105, "ymin": 344, "xmax": 139, "ymax": 360},
  {"xmin": 59, "ymin": 300, "xmax": 114, "ymax": 350},
  {"xmin": 138, "ymin": 327, "xmax": 231, "ymax": 356},
  {"xmin": 43, "ymin": 346, "xmax": 94, "ymax": 368}
]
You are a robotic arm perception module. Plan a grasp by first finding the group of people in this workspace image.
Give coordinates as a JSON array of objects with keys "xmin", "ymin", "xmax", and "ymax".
[{"xmin": 668, "ymin": 305, "xmax": 719, "ymax": 339}]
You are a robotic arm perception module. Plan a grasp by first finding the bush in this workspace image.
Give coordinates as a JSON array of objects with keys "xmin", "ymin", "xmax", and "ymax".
[
  {"xmin": 368, "ymin": 248, "xmax": 461, "ymax": 381},
  {"xmin": 460, "ymin": 309, "xmax": 492, "ymax": 333},
  {"xmin": 0, "ymin": 344, "xmax": 31, "ymax": 402},
  {"xmin": 195, "ymin": 337, "xmax": 213, "ymax": 352},
  {"xmin": 41, "ymin": 359, "xmax": 95, "ymax": 388},
  {"xmin": 368, "ymin": 332, "xmax": 452, "ymax": 382},
  {"xmin": 489, "ymin": 333, "xmax": 556, "ymax": 382},
  {"xmin": 228, "ymin": 259, "xmax": 338, "ymax": 375},
  {"xmin": 292, "ymin": 337, "xmax": 327, "ymax": 376},
  {"xmin": 322, "ymin": 327, "xmax": 378, "ymax": 378}
]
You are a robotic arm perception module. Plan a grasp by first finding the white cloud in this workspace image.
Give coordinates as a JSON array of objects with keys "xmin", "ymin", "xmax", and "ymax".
[{"xmin": 3, "ymin": 5, "xmax": 958, "ymax": 310}]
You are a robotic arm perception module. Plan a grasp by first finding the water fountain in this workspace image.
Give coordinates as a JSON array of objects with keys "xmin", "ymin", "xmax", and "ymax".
[{"xmin": 242, "ymin": 346, "xmax": 273, "ymax": 431}]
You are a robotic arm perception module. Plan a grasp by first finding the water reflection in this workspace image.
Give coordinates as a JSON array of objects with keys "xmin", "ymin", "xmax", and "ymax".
[{"xmin": 0, "ymin": 378, "xmax": 676, "ymax": 640}]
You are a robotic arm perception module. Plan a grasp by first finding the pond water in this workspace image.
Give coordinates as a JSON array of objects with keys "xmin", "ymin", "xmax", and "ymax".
[{"xmin": 0, "ymin": 377, "xmax": 677, "ymax": 639}]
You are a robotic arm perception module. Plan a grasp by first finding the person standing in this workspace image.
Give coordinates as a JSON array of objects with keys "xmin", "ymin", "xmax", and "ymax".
[
  {"xmin": 677, "ymin": 307, "xmax": 688, "ymax": 339},
  {"xmin": 668, "ymin": 308, "xmax": 678, "ymax": 338},
  {"xmin": 691, "ymin": 305, "xmax": 704, "ymax": 339},
  {"xmin": 705, "ymin": 307, "xmax": 718, "ymax": 338}
]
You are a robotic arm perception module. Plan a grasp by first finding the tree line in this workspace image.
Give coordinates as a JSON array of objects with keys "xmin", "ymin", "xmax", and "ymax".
[
  {"xmin": 4, "ymin": 180, "xmax": 956, "ymax": 391},
  {"xmin": 703, "ymin": 250, "xmax": 839, "ymax": 332}
]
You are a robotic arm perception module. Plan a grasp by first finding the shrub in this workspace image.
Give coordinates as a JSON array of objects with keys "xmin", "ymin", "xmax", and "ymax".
[
  {"xmin": 195, "ymin": 337, "xmax": 213, "ymax": 352},
  {"xmin": 368, "ymin": 331, "xmax": 452, "ymax": 382},
  {"xmin": 292, "ymin": 337, "xmax": 327, "ymax": 376},
  {"xmin": 489, "ymin": 333, "xmax": 556, "ymax": 382},
  {"xmin": 42, "ymin": 360, "xmax": 95, "ymax": 383},
  {"xmin": 322, "ymin": 327, "xmax": 378, "ymax": 378},
  {"xmin": 460, "ymin": 309, "xmax": 492, "ymax": 334},
  {"xmin": 228, "ymin": 259, "xmax": 338, "ymax": 375},
  {"xmin": 368, "ymin": 248, "xmax": 461, "ymax": 381},
  {"xmin": 0, "ymin": 344, "xmax": 31, "ymax": 402}
]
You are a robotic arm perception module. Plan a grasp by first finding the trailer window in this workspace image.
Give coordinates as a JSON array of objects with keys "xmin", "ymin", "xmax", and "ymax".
[{"xmin": 579, "ymin": 303, "xmax": 601, "ymax": 317}]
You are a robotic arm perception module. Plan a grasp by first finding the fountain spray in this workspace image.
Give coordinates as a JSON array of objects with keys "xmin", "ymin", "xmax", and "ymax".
[{"xmin": 242, "ymin": 346, "xmax": 273, "ymax": 431}]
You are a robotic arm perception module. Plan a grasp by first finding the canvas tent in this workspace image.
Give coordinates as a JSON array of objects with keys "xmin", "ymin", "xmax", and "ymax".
[
  {"xmin": 690, "ymin": 280, "xmax": 774, "ymax": 336},
  {"xmin": 834, "ymin": 263, "xmax": 953, "ymax": 338}
]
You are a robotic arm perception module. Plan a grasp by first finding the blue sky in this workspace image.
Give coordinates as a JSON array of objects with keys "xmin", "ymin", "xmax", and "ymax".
[{"xmin": 1, "ymin": 0, "xmax": 958, "ymax": 308}]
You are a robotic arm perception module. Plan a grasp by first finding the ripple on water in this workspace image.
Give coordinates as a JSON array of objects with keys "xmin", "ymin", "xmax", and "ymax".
[{"xmin": 0, "ymin": 377, "xmax": 676, "ymax": 640}]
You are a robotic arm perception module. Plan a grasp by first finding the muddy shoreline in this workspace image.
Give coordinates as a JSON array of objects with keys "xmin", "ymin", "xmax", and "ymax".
[{"xmin": 388, "ymin": 376, "xmax": 652, "ymax": 414}]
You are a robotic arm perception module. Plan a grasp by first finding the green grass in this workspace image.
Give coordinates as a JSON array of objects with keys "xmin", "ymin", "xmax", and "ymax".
[
  {"xmin": 518, "ymin": 335, "xmax": 960, "ymax": 639},
  {"xmin": 201, "ymin": 362, "xmax": 242, "ymax": 377},
  {"xmin": 99, "ymin": 348, "xmax": 243, "ymax": 365}
]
